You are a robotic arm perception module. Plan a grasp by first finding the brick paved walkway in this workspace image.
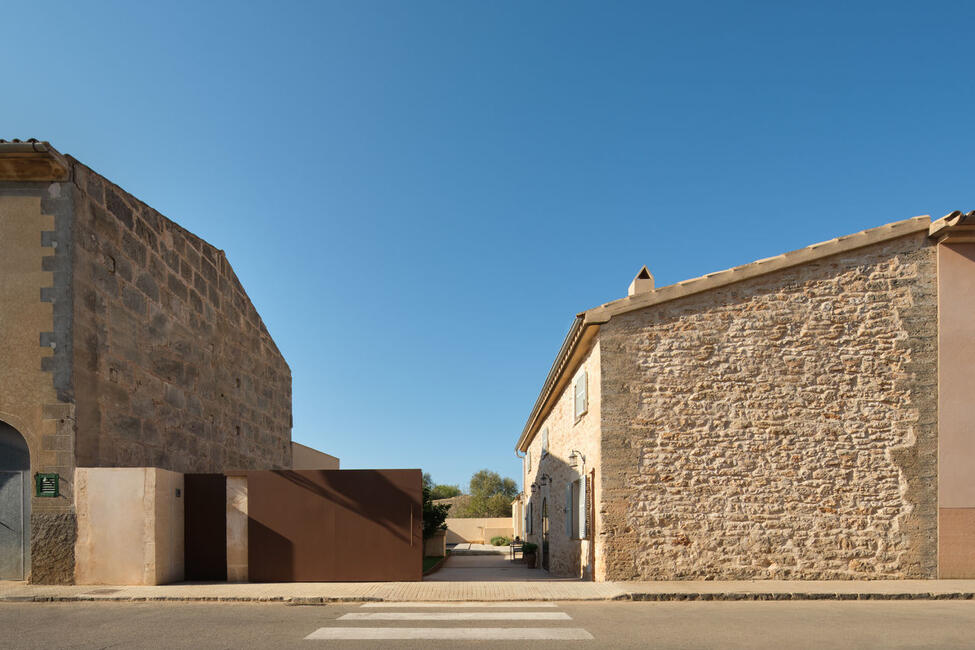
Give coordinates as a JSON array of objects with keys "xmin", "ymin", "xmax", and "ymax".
[{"xmin": 4, "ymin": 579, "xmax": 975, "ymax": 603}]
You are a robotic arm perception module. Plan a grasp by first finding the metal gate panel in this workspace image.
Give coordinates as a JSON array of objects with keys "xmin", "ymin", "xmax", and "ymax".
[
  {"xmin": 0, "ymin": 471, "xmax": 25, "ymax": 580},
  {"xmin": 246, "ymin": 469, "xmax": 422, "ymax": 582}
]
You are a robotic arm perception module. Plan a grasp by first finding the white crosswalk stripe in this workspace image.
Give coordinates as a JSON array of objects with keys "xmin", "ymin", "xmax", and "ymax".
[
  {"xmin": 339, "ymin": 611, "xmax": 572, "ymax": 621},
  {"xmin": 304, "ymin": 601, "xmax": 594, "ymax": 641},
  {"xmin": 361, "ymin": 601, "xmax": 558, "ymax": 608},
  {"xmin": 305, "ymin": 627, "xmax": 594, "ymax": 640}
]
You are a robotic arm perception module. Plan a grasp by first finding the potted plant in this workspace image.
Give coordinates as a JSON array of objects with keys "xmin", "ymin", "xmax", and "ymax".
[{"xmin": 522, "ymin": 542, "xmax": 538, "ymax": 567}]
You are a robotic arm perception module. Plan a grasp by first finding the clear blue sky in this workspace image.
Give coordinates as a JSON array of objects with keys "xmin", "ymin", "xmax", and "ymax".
[{"xmin": 3, "ymin": 1, "xmax": 972, "ymax": 490}]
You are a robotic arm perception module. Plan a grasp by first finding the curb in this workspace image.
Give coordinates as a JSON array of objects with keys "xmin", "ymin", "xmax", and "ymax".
[
  {"xmin": 616, "ymin": 592, "xmax": 975, "ymax": 601},
  {"xmin": 3, "ymin": 591, "xmax": 975, "ymax": 603}
]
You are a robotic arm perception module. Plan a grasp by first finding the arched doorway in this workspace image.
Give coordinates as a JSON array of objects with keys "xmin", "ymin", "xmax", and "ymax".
[
  {"xmin": 541, "ymin": 497, "xmax": 549, "ymax": 571},
  {"xmin": 0, "ymin": 421, "xmax": 30, "ymax": 580}
]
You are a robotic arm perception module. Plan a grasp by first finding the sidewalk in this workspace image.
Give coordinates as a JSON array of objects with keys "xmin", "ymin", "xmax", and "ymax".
[{"xmin": 4, "ymin": 579, "xmax": 975, "ymax": 603}]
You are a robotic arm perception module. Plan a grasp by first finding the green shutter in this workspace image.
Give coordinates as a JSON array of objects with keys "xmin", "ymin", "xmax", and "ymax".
[
  {"xmin": 574, "ymin": 370, "xmax": 588, "ymax": 418},
  {"xmin": 578, "ymin": 477, "xmax": 587, "ymax": 538},
  {"xmin": 565, "ymin": 483, "xmax": 573, "ymax": 537}
]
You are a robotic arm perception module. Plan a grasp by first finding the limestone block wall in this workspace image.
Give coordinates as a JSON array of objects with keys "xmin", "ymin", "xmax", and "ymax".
[
  {"xmin": 599, "ymin": 233, "xmax": 938, "ymax": 580},
  {"xmin": 68, "ymin": 160, "xmax": 292, "ymax": 472},
  {"xmin": 0, "ymin": 186, "xmax": 77, "ymax": 583},
  {"xmin": 74, "ymin": 467, "xmax": 184, "ymax": 585},
  {"xmin": 523, "ymin": 342, "xmax": 601, "ymax": 579}
]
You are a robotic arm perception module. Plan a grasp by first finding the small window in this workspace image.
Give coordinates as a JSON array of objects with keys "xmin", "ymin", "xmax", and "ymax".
[
  {"xmin": 525, "ymin": 501, "xmax": 533, "ymax": 535},
  {"xmin": 541, "ymin": 428, "xmax": 549, "ymax": 456},
  {"xmin": 574, "ymin": 369, "xmax": 588, "ymax": 420},
  {"xmin": 526, "ymin": 450, "xmax": 532, "ymax": 472}
]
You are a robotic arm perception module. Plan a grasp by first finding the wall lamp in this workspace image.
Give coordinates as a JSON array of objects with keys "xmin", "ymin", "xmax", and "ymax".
[{"xmin": 568, "ymin": 449, "xmax": 587, "ymax": 471}]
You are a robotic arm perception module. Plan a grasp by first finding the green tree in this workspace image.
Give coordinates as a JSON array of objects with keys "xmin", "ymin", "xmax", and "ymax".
[
  {"xmin": 430, "ymin": 484, "xmax": 462, "ymax": 500},
  {"xmin": 422, "ymin": 485, "xmax": 451, "ymax": 539},
  {"xmin": 457, "ymin": 469, "xmax": 519, "ymax": 517}
]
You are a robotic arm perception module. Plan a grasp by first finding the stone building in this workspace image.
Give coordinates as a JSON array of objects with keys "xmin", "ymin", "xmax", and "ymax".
[
  {"xmin": 0, "ymin": 140, "xmax": 293, "ymax": 583},
  {"xmin": 516, "ymin": 212, "xmax": 975, "ymax": 581}
]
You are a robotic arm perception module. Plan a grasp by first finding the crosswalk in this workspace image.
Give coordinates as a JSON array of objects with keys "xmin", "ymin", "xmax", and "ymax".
[{"xmin": 304, "ymin": 601, "xmax": 594, "ymax": 641}]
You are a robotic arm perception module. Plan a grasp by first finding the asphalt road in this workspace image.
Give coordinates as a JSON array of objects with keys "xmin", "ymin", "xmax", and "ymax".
[{"xmin": 2, "ymin": 600, "xmax": 974, "ymax": 649}]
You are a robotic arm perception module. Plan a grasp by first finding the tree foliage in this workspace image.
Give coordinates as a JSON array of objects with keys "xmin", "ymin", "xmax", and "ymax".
[
  {"xmin": 422, "ymin": 485, "xmax": 451, "ymax": 539},
  {"xmin": 453, "ymin": 469, "xmax": 518, "ymax": 518},
  {"xmin": 430, "ymin": 483, "xmax": 462, "ymax": 500}
]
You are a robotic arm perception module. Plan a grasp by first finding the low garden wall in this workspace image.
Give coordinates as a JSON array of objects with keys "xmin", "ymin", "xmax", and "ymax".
[{"xmin": 444, "ymin": 517, "xmax": 513, "ymax": 544}]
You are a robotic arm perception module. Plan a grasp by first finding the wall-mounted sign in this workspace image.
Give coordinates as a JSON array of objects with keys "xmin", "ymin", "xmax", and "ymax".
[{"xmin": 35, "ymin": 473, "xmax": 59, "ymax": 498}]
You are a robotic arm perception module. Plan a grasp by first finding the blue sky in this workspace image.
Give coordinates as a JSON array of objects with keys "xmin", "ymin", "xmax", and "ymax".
[{"xmin": 3, "ymin": 1, "xmax": 972, "ymax": 489}]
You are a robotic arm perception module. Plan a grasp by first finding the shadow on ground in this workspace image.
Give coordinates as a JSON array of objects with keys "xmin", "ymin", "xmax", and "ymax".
[{"xmin": 425, "ymin": 552, "xmax": 579, "ymax": 582}]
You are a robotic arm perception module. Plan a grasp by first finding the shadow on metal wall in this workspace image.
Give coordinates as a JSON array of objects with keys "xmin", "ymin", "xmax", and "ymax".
[{"xmin": 247, "ymin": 469, "xmax": 422, "ymax": 582}]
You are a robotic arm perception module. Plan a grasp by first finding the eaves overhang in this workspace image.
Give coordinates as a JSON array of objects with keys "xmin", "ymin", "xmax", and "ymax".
[
  {"xmin": 929, "ymin": 210, "xmax": 975, "ymax": 244},
  {"xmin": 0, "ymin": 139, "xmax": 71, "ymax": 181},
  {"xmin": 515, "ymin": 214, "xmax": 933, "ymax": 453}
]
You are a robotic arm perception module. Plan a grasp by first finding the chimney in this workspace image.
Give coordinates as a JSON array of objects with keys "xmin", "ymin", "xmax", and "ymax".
[{"xmin": 628, "ymin": 266, "xmax": 654, "ymax": 297}]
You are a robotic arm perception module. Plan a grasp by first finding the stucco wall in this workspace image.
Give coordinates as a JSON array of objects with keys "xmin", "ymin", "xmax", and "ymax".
[
  {"xmin": 0, "ymin": 187, "xmax": 77, "ymax": 583},
  {"xmin": 599, "ymin": 233, "xmax": 938, "ymax": 580},
  {"xmin": 74, "ymin": 467, "xmax": 184, "ymax": 585},
  {"xmin": 444, "ymin": 517, "xmax": 514, "ymax": 544},
  {"xmin": 291, "ymin": 441, "xmax": 339, "ymax": 469},
  {"xmin": 523, "ymin": 342, "xmax": 601, "ymax": 578},
  {"xmin": 68, "ymin": 161, "xmax": 292, "ymax": 472},
  {"xmin": 936, "ymin": 242, "xmax": 975, "ymax": 577}
]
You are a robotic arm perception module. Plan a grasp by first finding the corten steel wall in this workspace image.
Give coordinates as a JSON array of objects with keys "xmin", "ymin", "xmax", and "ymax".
[
  {"xmin": 246, "ymin": 469, "xmax": 422, "ymax": 582},
  {"xmin": 184, "ymin": 474, "xmax": 227, "ymax": 581}
]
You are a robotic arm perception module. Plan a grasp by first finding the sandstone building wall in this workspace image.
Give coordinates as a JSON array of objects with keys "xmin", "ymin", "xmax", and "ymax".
[
  {"xmin": 0, "ymin": 143, "xmax": 292, "ymax": 582},
  {"xmin": 598, "ymin": 233, "xmax": 938, "ymax": 580},
  {"xmin": 523, "ymin": 342, "xmax": 601, "ymax": 579},
  {"xmin": 68, "ymin": 160, "xmax": 292, "ymax": 473},
  {"xmin": 0, "ymin": 187, "xmax": 77, "ymax": 583}
]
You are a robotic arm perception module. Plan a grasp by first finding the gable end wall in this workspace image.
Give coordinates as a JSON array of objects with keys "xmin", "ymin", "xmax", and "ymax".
[{"xmin": 598, "ymin": 232, "xmax": 938, "ymax": 580}]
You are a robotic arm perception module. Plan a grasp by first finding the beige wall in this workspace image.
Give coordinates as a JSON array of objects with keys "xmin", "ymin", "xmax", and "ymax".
[
  {"xmin": 74, "ymin": 467, "xmax": 184, "ymax": 585},
  {"xmin": 0, "ymin": 190, "xmax": 76, "ymax": 583},
  {"xmin": 599, "ymin": 233, "xmax": 938, "ymax": 580},
  {"xmin": 444, "ymin": 518, "xmax": 514, "ymax": 544},
  {"xmin": 511, "ymin": 498, "xmax": 524, "ymax": 539},
  {"xmin": 937, "ymin": 242, "xmax": 975, "ymax": 577},
  {"xmin": 226, "ymin": 475, "xmax": 248, "ymax": 582},
  {"xmin": 522, "ymin": 341, "xmax": 601, "ymax": 579},
  {"xmin": 291, "ymin": 441, "xmax": 339, "ymax": 469}
]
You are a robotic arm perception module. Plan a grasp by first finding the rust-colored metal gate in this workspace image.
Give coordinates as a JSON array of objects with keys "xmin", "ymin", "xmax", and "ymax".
[{"xmin": 246, "ymin": 469, "xmax": 422, "ymax": 582}]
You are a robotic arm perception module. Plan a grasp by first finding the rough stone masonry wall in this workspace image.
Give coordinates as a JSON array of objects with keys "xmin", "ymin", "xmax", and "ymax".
[
  {"xmin": 68, "ymin": 160, "xmax": 292, "ymax": 472},
  {"xmin": 524, "ymin": 342, "xmax": 601, "ymax": 579},
  {"xmin": 598, "ymin": 233, "xmax": 938, "ymax": 580}
]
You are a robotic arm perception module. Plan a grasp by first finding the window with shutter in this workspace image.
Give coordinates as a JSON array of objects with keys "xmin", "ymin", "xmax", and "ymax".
[
  {"xmin": 578, "ymin": 476, "xmax": 587, "ymax": 539},
  {"xmin": 574, "ymin": 369, "xmax": 588, "ymax": 420}
]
